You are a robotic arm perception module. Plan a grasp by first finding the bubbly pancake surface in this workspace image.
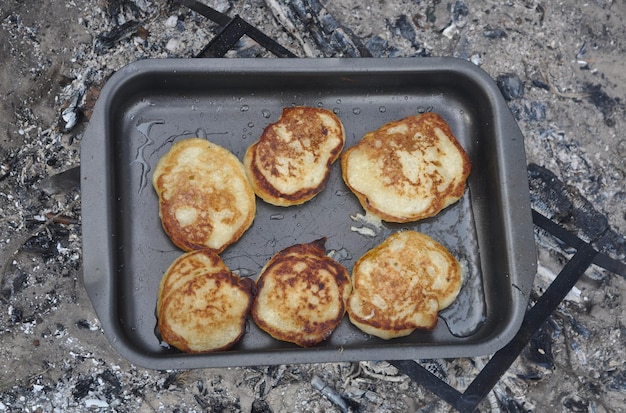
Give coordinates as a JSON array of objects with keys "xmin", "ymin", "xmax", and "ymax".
[
  {"xmin": 152, "ymin": 138, "xmax": 256, "ymax": 253},
  {"xmin": 251, "ymin": 238, "xmax": 352, "ymax": 347},
  {"xmin": 157, "ymin": 249, "xmax": 254, "ymax": 353},
  {"xmin": 244, "ymin": 106, "xmax": 345, "ymax": 206},
  {"xmin": 341, "ymin": 112, "xmax": 471, "ymax": 223},
  {"xmin": 347, "ymin": 231, "xmax": 463, "ymax": 340}
]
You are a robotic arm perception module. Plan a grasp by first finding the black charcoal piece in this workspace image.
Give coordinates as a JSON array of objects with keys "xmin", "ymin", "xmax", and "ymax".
[{"xmin": 496, "ymin": 73, "xmax": 525, "ymax": 100}]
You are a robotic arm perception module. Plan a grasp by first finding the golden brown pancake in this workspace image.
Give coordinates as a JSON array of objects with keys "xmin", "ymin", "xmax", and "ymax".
[
  {"xmin": 347, "ymin": 231, "xmax": 463, "ymax": 339},
  {"xmin": 157, "ymin": 249, "xmax": 254, "ymax": 353},
  {"xmin": 251, "ymin": 238, "xmax": 352, "ymax": 347},
  {"xmin": 156, "ymin": 248, "xmax": 231, "ymax": 312},
  {"xmin": 244, "ymin": 106, "xmax": 345, "ymax": 206},
  {"xmin": 152, "ymin": 138, "xmax": 256, "ymax": 253},
  {"xmin": 341, "ymin": 112, "xmax": 471, "ymax": 223}
]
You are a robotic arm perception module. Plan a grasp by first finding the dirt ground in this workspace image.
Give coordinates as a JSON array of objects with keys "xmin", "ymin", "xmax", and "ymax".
[{"xmin": 1, "ymin": 0, "xmax": 625, "ymax": 412}]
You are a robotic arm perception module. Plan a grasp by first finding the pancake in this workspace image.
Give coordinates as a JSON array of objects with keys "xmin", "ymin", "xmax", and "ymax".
[
  {"xmin": 152, "ymin": 138, "xmax": 256, "ymax": 253},
  {"xmin": 347, "ymin": 231, "xmax": 463, "ymax": 339},
  {"xmin": 341, "ymin": 112, "xmax": 471, "ymax": 223},
  {"xmin": 244, "ymin": 106, "xmax": 345, "ymax": 206},
  {"xmin": 251, "ymin": 238, "xmax": 352, "ymax": 347},
  {"xmin": 156, "ymin": 248, "xmax": 231, "ymax": 312},
  {"xmin": 157, "ymin": 249, "xmax": 254, "ymax": 353}
]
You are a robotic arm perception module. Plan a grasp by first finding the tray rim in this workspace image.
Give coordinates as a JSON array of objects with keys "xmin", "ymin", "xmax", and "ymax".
[{"xmin": 80, "ymin": 56, "xmax": 537, "ymax": 370}]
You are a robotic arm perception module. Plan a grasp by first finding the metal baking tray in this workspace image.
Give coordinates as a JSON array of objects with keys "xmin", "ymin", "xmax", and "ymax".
[{"xmin": 81, "ymin": 57, "xmax": 537, "ymax": 370}]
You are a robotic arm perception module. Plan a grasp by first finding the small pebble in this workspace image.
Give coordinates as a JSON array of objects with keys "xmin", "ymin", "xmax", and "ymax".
[
  {"xmin": 165, "ymin": 38, "xmax": 181, "ymax": 52},
  {"xmin": 165, "ymin": 15, "xmax": 178, "ymax": 29},
  {"xmin": 483, "ymin": 27, "xmax": 507, "ymax": 38}
]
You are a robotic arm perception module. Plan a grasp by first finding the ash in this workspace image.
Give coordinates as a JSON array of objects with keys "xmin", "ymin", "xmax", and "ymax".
[{"xmin": 1, "ymin": 0, "xmax": 625, "ymax": 412}]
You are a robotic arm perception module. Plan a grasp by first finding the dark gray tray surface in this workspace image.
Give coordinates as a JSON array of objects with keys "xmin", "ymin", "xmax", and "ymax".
[{"xmin": 80, "ymin": 57, "xmax": 536, "ymax": 369}]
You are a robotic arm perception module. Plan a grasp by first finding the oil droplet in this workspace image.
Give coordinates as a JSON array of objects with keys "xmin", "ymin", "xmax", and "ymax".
[
  {"xmin": 232, "ymin": 268, "xmax": 255, "ymax": 277},
  {"xmin": 352, "ymin": 107, "xmax": 361, "ymax": 115},
  {"xmin": 459, "ymin": 109, "xmax": 465, "ymax": 114},
  {"xmin": 195, "ymin": 128, "xmax": 206, "ymax": 139},
  {"xmin": 248, "ymin": 122, "xmax": 255, "ymax": 128},
  {"xmin": 317, "ymin": 101, "xmax": 323, "ymax": 107},
  {"xmin": 261, "ymin": 109, "xmax": 271, "ymax": 118},
  {"xmin": 336, "ymin": 98, "xmax": 342, "ymax": 104},
  {"xmin": 379, "ymin": 106, "xmax": 386, "ymax": 113},
  {"xmin": 404, "ymin": 96, "xmax": 409, "ymax": 100},
  {"xmin": 439, "ymin": 257, "xmax": 487, "ymax": 337},
  {"xmin": 160, "ymin": 341, "xmax": 171, "ymax": 349},
  {"xmin": 240, "ymin": 105, "xmax": 249, "ymax": 112},
  {"xmin": 417, "ymin": 107, "xmax": 426, "ymax": 113},
  {"xmin": 333, "ymin": 108, "xmax": 340, "ymax": 114},
  {"xmin": 133, "ymin": 120, "xmax": 163, "ymax": 194},
  {"xmin": 270, "ymin": 214, "xmax": 284, "ymax": 220},
  {"xmin": 327, "ymin": 248, "xmax": 352, "ymax": 262}
]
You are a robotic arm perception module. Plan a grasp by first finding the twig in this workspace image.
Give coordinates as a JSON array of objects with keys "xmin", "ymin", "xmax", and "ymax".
[
  {"xmin": 311, "ymin": 375, "xmax": 349, "ymax": 413},
  {"xmin": 0, "ymin": 366, "xmax": 52, "ymax": 392},
  {"xmin": 0, "ymin": 198, "xmax": 79, "ymax": 303},
  {"xmin": 540, "ymin": 70, "xmax": 590, "ymax": 99},
  {"xmin": 264, "ymin": 0, "xmax": 316, "ymax": 56}
]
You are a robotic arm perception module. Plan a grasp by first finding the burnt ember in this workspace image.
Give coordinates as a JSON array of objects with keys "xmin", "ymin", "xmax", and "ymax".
[
  {"xmin": 95, "ymin": 20, "xmax": 143, "ymax": 53},
  {"xmin": 525, "ymin": 322, "xmax": 556, "ymax": 370},
  {"xmin": 496, "ymin": 73, "xmax": 525, "ymax": 101},
  {"xmin": 528, "ymin": 163, "xmax": 626, "ymax": 261},
  {"xmin": 583, "ymin": 82, "xmax": 621, "ymax": 127}
]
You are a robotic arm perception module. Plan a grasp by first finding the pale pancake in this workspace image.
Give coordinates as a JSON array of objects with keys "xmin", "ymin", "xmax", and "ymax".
[
  {"xmin": 152, "ymin": 138, "xmax": 256, "ymax": 253},
  {"xmin": 157, "ymin": 249, "xmax": 254, "ymax": 353},
  {"xmin": 347, "ymin": 231, "xmax": 463, "ymax": 340},
  {"xmin": 341, "ymin": 112, "xmax": 471, "ymax": 223}
]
